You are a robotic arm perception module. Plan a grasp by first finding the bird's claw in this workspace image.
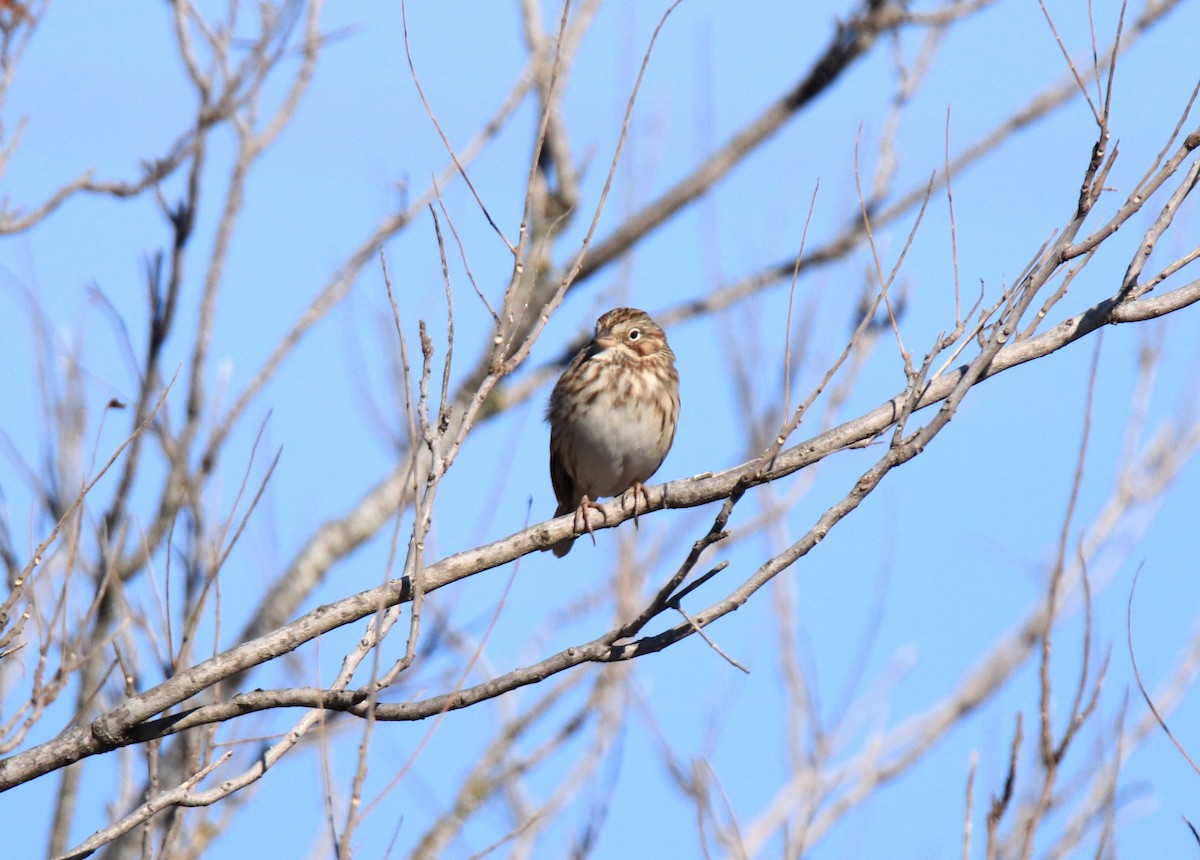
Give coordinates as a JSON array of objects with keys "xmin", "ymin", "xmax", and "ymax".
[
  {"xmin": 573, "ymin": 496, "xmax": 607, "ymax": 546},
  {"xmin": 621, "ymin": 482, "xmax": 651, "ymax": 529}
]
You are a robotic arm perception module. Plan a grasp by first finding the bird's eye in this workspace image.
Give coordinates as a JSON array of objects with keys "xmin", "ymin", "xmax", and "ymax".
[{"xmin": 628, "ymin": 328, "xmax": 641, "ymax": 340}]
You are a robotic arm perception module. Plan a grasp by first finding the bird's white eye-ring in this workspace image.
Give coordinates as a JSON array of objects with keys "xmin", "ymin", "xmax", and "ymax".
[{"xmin": 628, "ymin": 328, "xmax": 641, "ymax": 340}]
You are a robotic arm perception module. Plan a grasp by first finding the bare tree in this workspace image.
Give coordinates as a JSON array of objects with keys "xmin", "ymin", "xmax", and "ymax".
[{"xmin": 1, "ymin": 0, "xmax": 1199, "ymax": 857}]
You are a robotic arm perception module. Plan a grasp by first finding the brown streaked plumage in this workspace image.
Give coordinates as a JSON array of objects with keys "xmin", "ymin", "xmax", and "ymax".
[{"xmin": 546, "ymin": 307, "xmax": 680, "ymax": 557}]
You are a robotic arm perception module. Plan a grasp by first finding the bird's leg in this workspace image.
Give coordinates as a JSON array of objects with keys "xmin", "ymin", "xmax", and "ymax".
[
  {"xmin": 573, "ymin": 495, "xmax": 607, "ymax": 546},
  {"xmin": 621, "ymin": 481, "xmax": 651, "ymax": 529}
]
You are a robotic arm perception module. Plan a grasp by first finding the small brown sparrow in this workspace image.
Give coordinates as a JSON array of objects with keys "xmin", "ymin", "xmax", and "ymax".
[{"xmin": 546, "ymin": 308, "xmax": 680, "ymax": 557}]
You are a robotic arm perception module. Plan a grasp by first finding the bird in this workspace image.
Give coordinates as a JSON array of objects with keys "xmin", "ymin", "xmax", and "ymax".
[{"xmin": 546, "ymin": 307, "xmax": 680, "ymax": 557}]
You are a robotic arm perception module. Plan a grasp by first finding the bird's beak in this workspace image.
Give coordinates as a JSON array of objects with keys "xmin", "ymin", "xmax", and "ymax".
[{"xmin": 593, "ymin": 328, "xmax": 617, "ymax": 351}]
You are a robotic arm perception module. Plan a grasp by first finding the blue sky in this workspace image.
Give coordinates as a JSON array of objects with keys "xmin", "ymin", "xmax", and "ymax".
[{"xmin": 2, "ymin": 0, "xmax": 1200, "ymax": 857}]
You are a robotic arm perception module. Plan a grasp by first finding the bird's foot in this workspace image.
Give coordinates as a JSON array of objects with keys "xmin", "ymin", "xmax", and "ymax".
[
  {"xmin": 621, "ymin": 481, "xmax": 652, "ymax": 529},
  {"xmin": 574, "ymin": 495, "xmax": 607, "ymax": 546}
]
